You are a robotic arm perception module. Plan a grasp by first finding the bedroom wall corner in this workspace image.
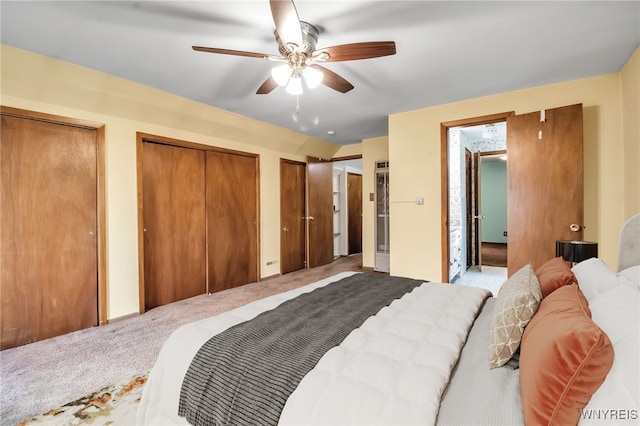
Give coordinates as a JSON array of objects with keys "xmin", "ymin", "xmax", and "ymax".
[
  {"xmin": 362, "ymin": 136, "xmax": 389, "ymax": 270},
  {"xmin": 621, "ymin": 46, "xmax": 640, "ymax": 220},
  {"xmin": 333, "ymin": 143, "xmax": 363, "ymax": 159}
]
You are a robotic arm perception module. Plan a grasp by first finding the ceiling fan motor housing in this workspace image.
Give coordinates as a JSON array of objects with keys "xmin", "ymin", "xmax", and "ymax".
[{"xmin": 276, "ymin": 21, "xmax": 319, "ymax": 56}]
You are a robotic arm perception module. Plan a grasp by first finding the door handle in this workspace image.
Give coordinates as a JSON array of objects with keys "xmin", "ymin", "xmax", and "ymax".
[
  {"xmin": 474, "ymin": 215, "xmax": 485, "ymax": 219},
  {"xmin": 282, "ymin": 227, "xmax": 289, "ymax": 232},
  {"xmin": 303, "ymin": 216, "xmax": 315, "ymax": 221},
  {"xmin": 569, "ymin": 223, "xmax": 582, "ymax": 232}
]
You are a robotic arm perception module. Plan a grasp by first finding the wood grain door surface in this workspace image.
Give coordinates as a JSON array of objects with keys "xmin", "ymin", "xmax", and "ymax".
[
  {"xmin": 280, "ymin": 160, "xmax": 306, "ymax": 274},
  {"xmin": 347, "ymin": 173, "xmax": 363, "ymax": 254},
  {"xmin": 142, "ymin": 142, "xmax": 207, "ymax": 310},
  {"xmin": 306, "ymin": 157, "xmax": 334, "ymax": 268},
  {"xmin": 206, "ymin": 151, "xmax": 258, "ymax": 292},
  {"xmin": 465, "ymin": 148, "xmax": 473, "ymax": 270},
  {"xmin": 507, "ymin": 103, "xmax": 584, "ymax": 275},
  {"xmin": 1, "ymin": 115, "xmax": 98, "ymax": 349}
]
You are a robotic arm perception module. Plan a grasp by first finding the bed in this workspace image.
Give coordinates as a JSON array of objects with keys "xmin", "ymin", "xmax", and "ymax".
[{"xmin": 137, "ymin": 214, "xmax": 639, "ymax": 426}]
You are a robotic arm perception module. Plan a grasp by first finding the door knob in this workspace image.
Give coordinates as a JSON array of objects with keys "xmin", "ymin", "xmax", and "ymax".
[
  {"xmin": 569, "ymin": 223, "xmax": 581, "ymax": 232},
  {"xmin": 282, "ymin": 227, "xmax": 289, "ymax": 232}
]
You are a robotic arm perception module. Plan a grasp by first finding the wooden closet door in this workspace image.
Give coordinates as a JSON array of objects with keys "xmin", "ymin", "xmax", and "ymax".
[
  {"xmin": 1, "ymin": 115, "xmax": 98, "ymax": 349},
  {"xmin": 281, "ymin": 159, "xmax": 306, "ymax": 274},
  {"xmin": 206, "ymin": 151, "xmax": 258, "ymax": 293},
  {"xmin": 306, "ymin": 157, "xmax": 334, "ymax": 268},
  {"xmin": 142, "ymin": 142, "xmax": 206, "ymax": 310}
]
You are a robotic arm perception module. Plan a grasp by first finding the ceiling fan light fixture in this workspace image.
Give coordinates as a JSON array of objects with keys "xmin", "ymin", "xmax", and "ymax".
[
  {"xmin": 302, "ymin": 66, "xmax": 323, "ymax": 89},
  {"xmin": 285, "ymin": 75, "xmax": 303, "ymax": 95},
  {"xmin": 271, "ymin": 64, "xmax": 292, "ymax": 86}
]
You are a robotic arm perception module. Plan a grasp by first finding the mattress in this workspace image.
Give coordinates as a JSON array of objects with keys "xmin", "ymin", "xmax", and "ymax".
[{"xmin": 137, "ymin": 272, "xmax": 492, "ymax": 425}]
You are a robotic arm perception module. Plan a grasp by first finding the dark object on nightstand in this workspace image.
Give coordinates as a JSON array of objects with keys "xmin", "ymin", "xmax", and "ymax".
[{"xmin": 556, "ymin": 240, "xmax": 598, "ymax": 264}]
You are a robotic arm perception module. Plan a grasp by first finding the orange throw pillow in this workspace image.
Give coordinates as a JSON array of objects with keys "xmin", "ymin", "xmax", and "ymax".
[
  {"xmin": 536, "ymin": 256, "xmax": 576, "ymax": 297},
  {"xmin": 519, "ymin": 284, "xmax": 613, "ymax": 426}
]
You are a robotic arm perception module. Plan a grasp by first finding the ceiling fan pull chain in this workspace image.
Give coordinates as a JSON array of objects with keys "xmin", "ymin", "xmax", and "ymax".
[{"xmin": 296, "ymin": 95, "xmax": 300, "ymax": 115}]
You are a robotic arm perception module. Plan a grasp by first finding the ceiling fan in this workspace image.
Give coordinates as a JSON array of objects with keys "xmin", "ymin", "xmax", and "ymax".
[{"xmin": 192, "ymin": 0, "xmax": 396, "ymax": 95}]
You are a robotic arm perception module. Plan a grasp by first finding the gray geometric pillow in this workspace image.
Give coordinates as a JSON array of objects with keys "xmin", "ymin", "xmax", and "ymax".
[{"xmin": 489, "ymin": 263, "xmax": 542, "ymax": 369}]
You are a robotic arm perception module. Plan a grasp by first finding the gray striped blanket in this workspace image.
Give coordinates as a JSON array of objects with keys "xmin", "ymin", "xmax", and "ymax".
[{"xmin": 177, "ymin": 273, "xmax": 425, "ymax": 426}]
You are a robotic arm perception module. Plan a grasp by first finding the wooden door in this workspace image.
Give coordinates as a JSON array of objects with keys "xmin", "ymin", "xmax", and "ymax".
[
  {"xmin": 476, "ymin": 153, "xmax": 484, "ymax": 272},
  {"xmin": 306, "ymin": 157, "xmax": 334, "ymax": 268},
  {"xmin": 1, "ymin": 115, "xmax": 98, "ymax": 349},
  {"xmin": 473, "ymin": 151, "xmax": 482, "ymax": 270},
  {"xmin": 507, "ymin": 104, "xmax": 583, "ymax": 275},
  {"xmin": 281, "ymin": 159, "xmax": 306, "ymax": 274},
  {"xmin": 142, "ymin": 142, "xmax": 206, "ymax": 310},
  {"xmin": 206, "ymin": 151, "xmax": 259, "ymax": 292},
  {"xmin": 465, "ymin": 148, "xmax": 473, "ymax": 270},
  {"xmin": 347, "ymin": 173, "xmax": 363, "ymax": 254}
]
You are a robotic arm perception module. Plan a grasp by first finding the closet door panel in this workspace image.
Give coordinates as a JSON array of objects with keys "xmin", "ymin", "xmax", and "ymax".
[
  {"xmin": 306, "ymin": 157, "xmax": 334, "ymax": 268},
  {"xmin": 142, "ymin": 142, "xmax": 206, "ymax": 310},
  {"xmin": 206, "ymin": 151, "xmax": 258, "ymax": 293},
  {"xmin": 280, "ymin": 159, "xmax": 306, "ymax": 274},
  {"xmin": 1, "ymin": 115, "xmax": 98, "ymax": 349}
]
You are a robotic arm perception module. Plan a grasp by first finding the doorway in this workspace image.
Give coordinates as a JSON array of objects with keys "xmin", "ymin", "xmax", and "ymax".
[
  {"xmin": 441, "ymin": 104, "xmax": 584, "ymax": 284},
  {"xmin": 332, "ymin": 159, "xmax": 363, "ymax": 258},
  {"xmin": 442, "ymin": 112, "xmax": 512, "ymax": 284}
]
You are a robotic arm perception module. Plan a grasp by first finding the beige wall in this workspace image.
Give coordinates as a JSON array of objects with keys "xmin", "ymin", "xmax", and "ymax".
[
  {"xmin": 1, "ymin": 45, "xmax": 343, "ymax": 319},
  {"xmin": 361, "ymin": 136, "xmax": 390, "ymax": 269},
  {"xmin": 333, "ymin": 143, "xmax": 362, "ymax": 159},
  {"xmin": 3, "ymin": 43, "xmax": 638, "ymax": 318},
  {"xmin": 389, "ymin": 72, "xmax": 636, "ymax": 281},
  {"xmin": 621, "ymin": 47, "xmax": 640, "ymax": 220}
]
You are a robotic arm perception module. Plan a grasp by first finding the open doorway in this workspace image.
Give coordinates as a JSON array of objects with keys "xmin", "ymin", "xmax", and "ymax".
[
  {"xmin": 332, "ymin": 159, "xmax": 363, "ymax": 259},
  {"xmin": 447, "ymin": 121, "xmax": 507, "ymax": 293}
]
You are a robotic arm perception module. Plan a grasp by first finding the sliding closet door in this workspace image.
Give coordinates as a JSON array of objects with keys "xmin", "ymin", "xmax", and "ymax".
[
  {"xmin": 142, "ymin": 142, "xmax": 207, "ymax": 310},
  {"xmin": 1, "ymin": 114, "xmax": 98, "ymax": 349},
  {"xmin": 206, "ymin": 151, "xmax": 259, "ymax": 293}
]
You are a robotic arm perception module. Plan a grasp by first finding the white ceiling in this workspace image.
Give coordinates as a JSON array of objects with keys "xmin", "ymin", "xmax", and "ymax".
[{"xmin": 1, "ymin": 1, "xmax": 638, "ymax": 146}]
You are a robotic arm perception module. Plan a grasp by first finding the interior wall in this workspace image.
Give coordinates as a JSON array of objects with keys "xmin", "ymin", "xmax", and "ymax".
[
  {"xmin": 621, "ymin": 47, "xmax": 640, "ymax": 219},
  {"xmin": 0, "ymin": 45, "xmax": 344, "ymax": 320},
  {"xmin": 333, "ymin": 143, "xmax": 362, "ymax": 159},
  {"xmin": 480, "ymin": 160, "xmax": 508, "ymax": 243},
  {"xmin": 390, "ymin": 73, "xmax": 628, "ymax": 281},
  {"xmin": 362, "ymin": 136, "xmax": 389, "ymax": 269}
]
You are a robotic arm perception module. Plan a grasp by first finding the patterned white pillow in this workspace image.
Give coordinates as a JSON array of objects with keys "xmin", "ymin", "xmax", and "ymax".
[{"xmin": 489, "ymin": 263, "xmax": 542, "ymax": 369}]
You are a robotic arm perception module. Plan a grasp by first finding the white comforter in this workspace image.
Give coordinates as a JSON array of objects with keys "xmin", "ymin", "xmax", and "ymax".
[{"xmin": 137, "ymin": 272, "xmax": 490, "ymax": 425}]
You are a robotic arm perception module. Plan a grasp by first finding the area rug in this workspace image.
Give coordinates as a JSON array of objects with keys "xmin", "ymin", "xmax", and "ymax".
[{"xmin": 18, "ymin": 371, "xmax": 149, "ymax": 425}]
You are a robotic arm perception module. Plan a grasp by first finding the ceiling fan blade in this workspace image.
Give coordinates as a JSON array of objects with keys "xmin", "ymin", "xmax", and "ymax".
[
  {"xmin": 269, "ymin": 0, "xmax": 303, "ymax": 50},
  {"xmin": 256, "ymin": 76, "xmax": 278, "ymax": 94},
  {"xmin": 192, "ymin": 46, "xmax": 269, "ymax": 59},
  {"xmin": 311, "ymin": 65, "xmax": 354, "ymax": 93},
  {"xmin": 314, "ymin": 41, "xmax": 396, "ymax": 62}
]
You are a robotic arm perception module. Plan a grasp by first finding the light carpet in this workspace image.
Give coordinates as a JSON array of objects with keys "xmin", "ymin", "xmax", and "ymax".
[{"xmin": 1, "ymin": 255, "xmax": 363, "ymax": 425}]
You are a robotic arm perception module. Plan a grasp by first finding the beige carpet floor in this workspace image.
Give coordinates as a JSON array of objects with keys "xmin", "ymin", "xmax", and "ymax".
[{"xmin": 1, "ymin": 255, "xmax": 363, "ymax": 425}]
